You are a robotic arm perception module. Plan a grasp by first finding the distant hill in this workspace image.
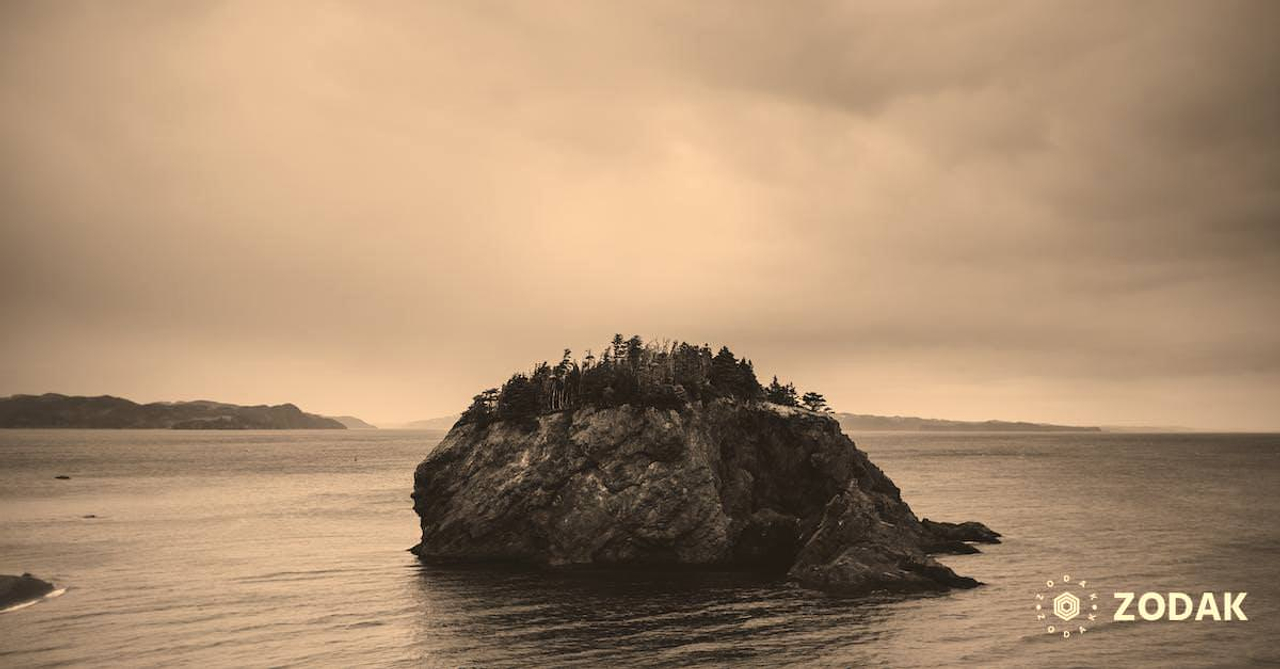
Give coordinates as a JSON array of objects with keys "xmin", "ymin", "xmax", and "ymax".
[
  {"xmin": 403, "ymin": 411, "xmax": 1099, "ymax": 433},
  {"xmin": 0, "ymin": 393, "xmax": 346, "ymax": 430},
  {"xmin": 329, "ymin": 415, "xmax": 377, "ymax": 429},
  {"xmin": 399, "ymin": 411, "xmax": 1099, "ymax": 433},
  {"xmin": 392, "ymin": 414, "xmax": 459, "ymax": 430},
  {"xmin": 834, "ymin": 413, "xmax": 1100, "ymax": 432}
]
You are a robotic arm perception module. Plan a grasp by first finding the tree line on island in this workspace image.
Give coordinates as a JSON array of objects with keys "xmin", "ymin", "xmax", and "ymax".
[{"xmin": 459, "ymin": 335, "xmax": 829, "ymax": 427}]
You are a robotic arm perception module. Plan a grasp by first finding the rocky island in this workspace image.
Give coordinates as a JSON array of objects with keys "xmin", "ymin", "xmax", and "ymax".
[{"xmin": 412, "ymin": 336, "xmax": 997, "ymax": 595}]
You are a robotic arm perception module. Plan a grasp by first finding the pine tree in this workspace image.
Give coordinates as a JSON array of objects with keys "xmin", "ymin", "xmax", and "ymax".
[
  {"xmin": 610, "ymin": 334, "xmax": 626, "ymax": 361},
  {"xmin": 709, "ymin": 346, "xmax": 739, "ymax": 396},
  {"xmin": 626, "ymin": 335, "xmax": 644, "ymax": 369},
  {"xmin": 467, "ymin": 336, "xmax": 814, "ymax": 421},
  {"xmin": 766, "ymin": 376, "xmax": 799, "ymax": 406},
  {"xmin": 497, "ymin": 374, "xmax": 540, "ymax": 421},
  {"xmin": 459, "ymin": 388, "xmax": 499, "ymax": 425},
  {"xmin": 736, "ymin": 358, "xmax": 762, "ymax": 399},
  {"xmin": 801, "ymin": 391, "xmax": 829, "ymax": 412}
]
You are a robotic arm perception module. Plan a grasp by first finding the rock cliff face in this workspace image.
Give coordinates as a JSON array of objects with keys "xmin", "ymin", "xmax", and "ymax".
[{"xmin": 412, "ymin": 400, "xmax": 998, "ymax": 595}]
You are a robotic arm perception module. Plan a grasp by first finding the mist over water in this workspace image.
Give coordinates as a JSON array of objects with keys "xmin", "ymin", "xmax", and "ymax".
[{"xmin": 1, "ymin": 429, "xmax": 1276, "ymax": 667}]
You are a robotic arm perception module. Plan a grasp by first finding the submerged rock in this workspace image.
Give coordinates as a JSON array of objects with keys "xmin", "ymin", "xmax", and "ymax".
[
  {"xmin": 921, "ymin": 519, "xmax": 1002, "ymax": 544},
  {"xmin": 0, "ymin": 573, "xmax": 55, "ymax": 610},
  {"xmin": 411, "ymin": 400, "xmax": 996, "ymax": 595}
]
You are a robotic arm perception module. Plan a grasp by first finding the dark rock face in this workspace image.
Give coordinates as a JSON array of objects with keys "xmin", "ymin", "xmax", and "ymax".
[
  {"xmin": 921, "ymin": 519, "xmax": 1002, "ymax": 543},
  {"xmin": 412, "ymin": 400, "xmax": 996, "ymax": 595},
  {"xmin": 0, "ymin": 573, "xmax": 55, "ymax": 610}
]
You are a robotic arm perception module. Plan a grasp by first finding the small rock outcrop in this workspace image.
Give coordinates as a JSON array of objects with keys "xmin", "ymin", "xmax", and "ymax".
[
  {"xmin": 412, "ymin": 400, "xmax": 997, "ymax": 595},
  {"xmin": 0, "ymin": 574, "xmax": 55, "ymax": 610}
]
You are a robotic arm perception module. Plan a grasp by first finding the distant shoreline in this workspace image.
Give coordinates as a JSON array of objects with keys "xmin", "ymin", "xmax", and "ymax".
[
  {"xmin": 0, "ymin": 393, "xmax": 347, "ymax": 430},
  {"xmin": 386, "ymin": 410, "xmax": 1264, "ymax": 434}
]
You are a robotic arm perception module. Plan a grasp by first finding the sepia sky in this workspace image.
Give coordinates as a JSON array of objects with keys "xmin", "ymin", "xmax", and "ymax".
[{"xmin": 2, "ymin": 1, "xmax": 1278, "ymax": 429}]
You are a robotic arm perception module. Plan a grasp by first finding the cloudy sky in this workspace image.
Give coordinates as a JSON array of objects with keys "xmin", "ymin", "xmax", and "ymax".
[{"xmin": 2, "ymin": 1, "xmax": 1277, "ymax": 429}]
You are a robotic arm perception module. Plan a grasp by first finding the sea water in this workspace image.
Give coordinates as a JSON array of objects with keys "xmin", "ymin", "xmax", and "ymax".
[{"xmin": 1, "ymin": 429, "xmax": 1277, "ymax": 667}]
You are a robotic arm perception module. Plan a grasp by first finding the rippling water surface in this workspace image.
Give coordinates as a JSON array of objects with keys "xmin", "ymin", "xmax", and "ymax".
[{"xmin": 1, "ymin": 429, "xmax": 1277, "ymax": 667}]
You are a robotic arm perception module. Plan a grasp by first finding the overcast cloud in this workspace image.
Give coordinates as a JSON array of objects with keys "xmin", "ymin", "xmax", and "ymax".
[{"xmin": 2, "ymin": 1, "xmax": 1277, "ymax": 428}]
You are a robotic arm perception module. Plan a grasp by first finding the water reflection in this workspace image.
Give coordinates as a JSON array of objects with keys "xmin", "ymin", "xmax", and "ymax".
[{"xmin": 405, "ymin": 563, "xmax": 918, "ymax": 667}]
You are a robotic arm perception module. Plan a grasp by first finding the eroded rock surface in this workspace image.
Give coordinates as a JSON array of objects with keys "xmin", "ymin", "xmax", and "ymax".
[
  {"xmin": 411, "ymin": 400, "xmax": 995, "ymax": 595},
  {"xmin": 0, "ymin": 574, "xmax": 54, "ymax": 610}
]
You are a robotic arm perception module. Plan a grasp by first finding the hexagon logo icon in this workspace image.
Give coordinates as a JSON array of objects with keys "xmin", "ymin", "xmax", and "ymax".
[
  {"xmin": 1053, "ymin": 592, "xmax": 1082, "ymax": 621},
  {"xmin": 1035, "ymin": 574, "xmax": 1098, "ymax": 639}
]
